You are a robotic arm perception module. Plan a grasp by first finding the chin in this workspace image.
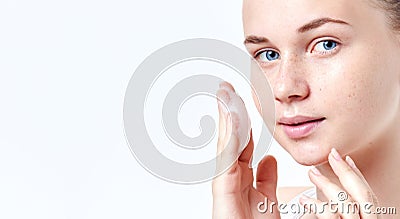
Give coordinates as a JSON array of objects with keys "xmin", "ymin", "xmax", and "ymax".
[
  {"xmin": 276, "ymin": 135, "xmax": 332, "ymax": 166},
  {"xmin": 291, "ymin": 152, "xmax": 329, "ymax": 166}
]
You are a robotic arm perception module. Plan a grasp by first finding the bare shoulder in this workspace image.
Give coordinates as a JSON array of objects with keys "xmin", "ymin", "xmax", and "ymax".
[{"xmin": 277, "ymin": 186, "xmax": 313, "ymax": 204}]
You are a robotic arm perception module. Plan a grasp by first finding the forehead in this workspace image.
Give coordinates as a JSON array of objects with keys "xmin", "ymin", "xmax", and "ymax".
[{"xmin": 242, "ymin": 0, "xmax": 376, "ymax": 35}]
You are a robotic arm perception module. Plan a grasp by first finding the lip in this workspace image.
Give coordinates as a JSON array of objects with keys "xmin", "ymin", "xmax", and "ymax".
[{"xmin": 278, "ymin": 116, "xmax": 326, "ymax": 139}]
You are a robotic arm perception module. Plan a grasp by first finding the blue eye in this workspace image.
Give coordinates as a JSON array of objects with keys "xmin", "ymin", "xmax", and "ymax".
[
  {"xmin": 314, "ymin": 40, "xmax": 338, "ymax": 52},
  {"xmin": 257, "ymin": 50, "xmax": 280, "ymax": 62}
]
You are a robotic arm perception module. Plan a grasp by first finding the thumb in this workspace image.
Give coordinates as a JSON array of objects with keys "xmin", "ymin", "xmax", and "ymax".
[{"xmin": 256, "ymin": 155, "xmax": 278, "ymax": 200}]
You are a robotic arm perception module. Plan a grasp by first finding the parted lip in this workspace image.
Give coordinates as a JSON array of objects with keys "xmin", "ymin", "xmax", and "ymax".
[{"xmin": 278, "ymin": 116, "xmax": 326, "ymax": 126}]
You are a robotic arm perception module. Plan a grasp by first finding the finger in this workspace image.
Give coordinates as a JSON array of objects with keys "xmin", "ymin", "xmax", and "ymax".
[
  {"xmin": 214, "ymin": 81, "xmax": 254, "ymax": 195},
  {"xmin": 213, "ymin": 113, "xmax": 253, "ymax": 197},
  {"xmin": 216, "ymin": 81, "xmax": 237, "ymax": 154},
  {"xmin": 344, "ymin": 156, "xmax": 366, "ymax": 182},
  {"xmin": 219, "ymin": 81, "xmax": 236, "ymax": 93},
  {"xmin": 219, "ymin": 81, "xmax": 251, "ymax": 153},
  {"xmin": 308, "ymin": 167, "xmax": 360, "ymax": 218},
  {"xmin": 299, "ymin": 195, "xmax": 341, "ymax": 219},
  {"xmin": 328, "ymin": 149, "xmax": 379, "ymax": 218},
  {"xmin": 329, "ymin": 149, "xmax": 378, "ymax": 204},
  {"xmin": 224, "ymin": 112, "xmax": 240, "ymax": 171},
  {"xmin": 328, "ymin": 149, "xmax": 372, "ymax": 197},
  {"xmin": 238, "ymin": 129, "xmax": 254, "ymax": 164},
  {"xmin": 345, "ymin": 156, "xmax": 379, "ymax": 206},
  {"xmin": 344, "ymin": 156, "xmax": 375, "ymax": 197},
  {"xmin": 216, "ymin": 111, "xmax": 239, "ymax": 172},
  {"xmin": 308, "ymin": 167, "xmax": 347, "ymax": 202},
  {"xmin": 216, "ymin": 88, "xmax": 230, "ymax": 153},
  {"xmin": 215, "ymin": 81, "xmax": 247, "ymax": 173},
  {"xmin": 212, "ymin": 142, "xmax": 243, "ymax": 196},
  {"xmin": 256, "ymin": 155, "xmax": 278, "ymax": 199}
]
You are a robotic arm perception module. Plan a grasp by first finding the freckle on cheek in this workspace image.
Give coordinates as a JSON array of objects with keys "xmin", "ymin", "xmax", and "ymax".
[{"xmin": 347, "ymin": 93, "xmax": 356, "ymax": 98}]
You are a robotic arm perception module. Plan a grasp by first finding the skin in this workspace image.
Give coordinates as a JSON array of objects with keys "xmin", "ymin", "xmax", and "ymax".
[{"xmin": 213, "ymin": 0, "xmax": 400, "ymax": 218}]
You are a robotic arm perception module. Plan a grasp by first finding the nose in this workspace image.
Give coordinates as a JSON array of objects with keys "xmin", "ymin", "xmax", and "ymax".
[{"xmin": 272, "ymin": 55, "xmax": 310, "ymax": 104}]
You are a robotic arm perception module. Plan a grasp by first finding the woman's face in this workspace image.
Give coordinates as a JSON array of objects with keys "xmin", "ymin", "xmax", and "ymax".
[{"xmin": 244, "ymin": 0, "xmax": 400, "ymax": 165}]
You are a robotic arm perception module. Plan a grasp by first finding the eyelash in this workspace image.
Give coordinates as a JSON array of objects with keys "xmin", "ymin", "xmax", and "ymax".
[
  {"xmin": 253, "ymin": 38, "xmax": 341, "ymax": 64},
  {"xmin": 311, "ymin": 39, "xmax": 341, "ymax": 55},
  {"xmin": 254, "ymin": 49, "xmax": 280, "ymax": 62}
]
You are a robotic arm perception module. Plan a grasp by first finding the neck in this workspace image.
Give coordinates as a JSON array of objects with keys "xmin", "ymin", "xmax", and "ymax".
[{"xmin": 316, "ymin": 118, "xmax": 400, "ymax": 213}]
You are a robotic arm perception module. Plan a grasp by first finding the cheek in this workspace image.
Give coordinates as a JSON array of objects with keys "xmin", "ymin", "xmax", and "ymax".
[
  {"xmin": 343, "ymin": 59, "xmax": 396, "ymax": 119},
  {"xmin": 320, "ymin": 51, "xmax": 399, "ymax": 146}
]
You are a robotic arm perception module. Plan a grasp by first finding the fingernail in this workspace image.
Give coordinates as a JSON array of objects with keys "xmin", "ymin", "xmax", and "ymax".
[
  {"xmin": 345, "ymin": 156, "xmax": 357, "ymax": 169},
  {"xmin": 331, "ymin": 148, "xmax": 342, "ymax": 161},
  {"xmin": 310, "ymin": 166, "xmax": 321, "ymax": 176}
]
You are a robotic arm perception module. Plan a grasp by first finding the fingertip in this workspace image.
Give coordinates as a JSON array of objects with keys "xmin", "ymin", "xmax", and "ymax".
[
  {"xmin": 345, "ymin": 155, "xmax": 357, "ymax": 169},
  {"xmin": 259, "ymin": 155, "xmax": 277, "ymax": 167},
  {"xmin": 307, "ymin": 168, "xmax": 319, "ymax": 185},
  {"xmin": 256, "ymin": 155, "xmax": 278, "ymax": 176},
  {"xmin": 255, "ymin": 155, "xmax": 278, "ymax": 197},
  {"xmin": 307, "ymin": 167, "xmax": 319, "ymax": 180},
  {"xmin": 219, "ymin": 81, "xmax": 235, "ymax": 92},
  {"xmin": 256, "ymin": 155, "xmax": 278, "ymax": 181}
]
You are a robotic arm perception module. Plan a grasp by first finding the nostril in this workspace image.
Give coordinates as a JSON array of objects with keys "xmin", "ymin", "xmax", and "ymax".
[
  {"xmin": 274, "ymin": 87, "xmax": 310, "ymax": 103},
  {"xmin": 288, "ymin": 93, "xmax": 308, "ymax": 100}
]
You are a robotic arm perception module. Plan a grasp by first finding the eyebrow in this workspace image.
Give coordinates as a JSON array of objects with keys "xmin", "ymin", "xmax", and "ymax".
[
  {"xmin": 297, "ymin": 17, "xmax": 350, "ymax": 33},
  {"xmin": 244, "ymin": 35, "xmax": 269, "ymax": 45},
  {"xmin": 244, "ymin": 17, "xmax": 350, "ymax": 45}
]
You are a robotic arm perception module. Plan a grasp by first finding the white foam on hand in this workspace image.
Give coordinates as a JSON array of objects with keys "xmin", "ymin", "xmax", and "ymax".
[{"xmin": 218, "ymin": 82, "xmax": 252, "ymax": 156}]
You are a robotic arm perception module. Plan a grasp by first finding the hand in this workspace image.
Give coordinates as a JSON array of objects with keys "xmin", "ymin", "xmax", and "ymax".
[
  {"xmin": 212, "ymin": 82, "xmax": 280, "ymax": 219},
  {"xmin": 300, "ymin": 148, "xmax": 380, "ymax": 219}
]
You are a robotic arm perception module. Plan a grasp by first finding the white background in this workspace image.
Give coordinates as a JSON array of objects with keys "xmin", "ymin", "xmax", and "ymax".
[{"xmin": 0, "ymin": 0, "xmax": 311, "ymax": 218}]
